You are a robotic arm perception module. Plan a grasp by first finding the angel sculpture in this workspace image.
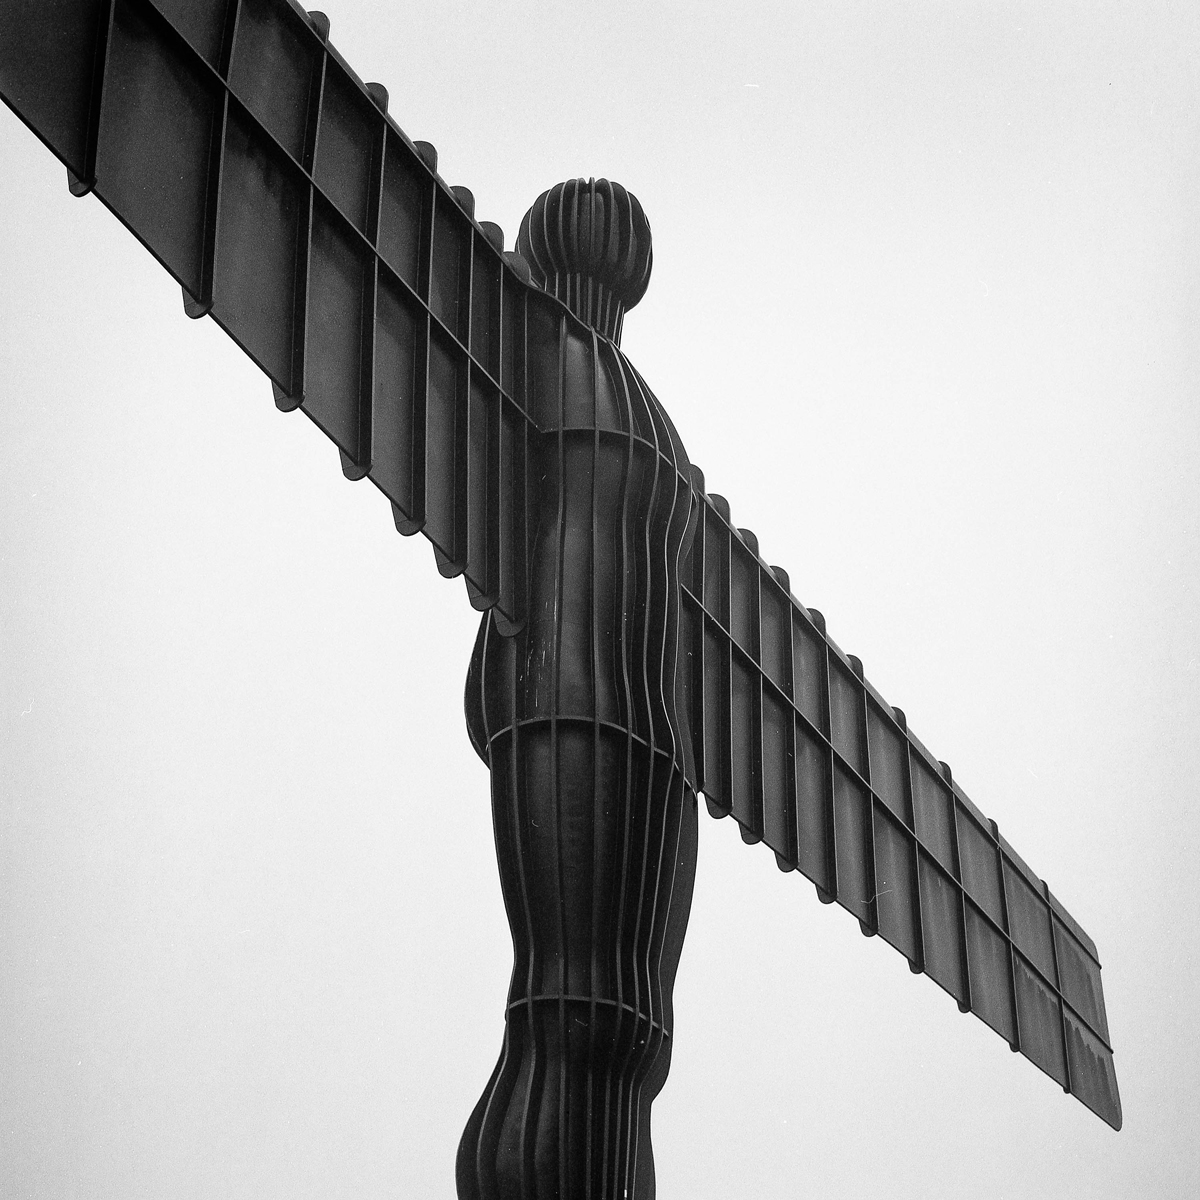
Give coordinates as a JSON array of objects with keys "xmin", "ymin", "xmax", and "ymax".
[
  {"xmin": 459, "ymin": 179, "xmax": 700, "ymax": 1198},
  {"xmin": 0, "ymin": 3, "xmax": 1120, "ymax": 1197}
]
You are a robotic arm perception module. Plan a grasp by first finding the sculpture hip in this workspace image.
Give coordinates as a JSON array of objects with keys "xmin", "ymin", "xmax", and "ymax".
[{"xmin": 460, "ymin": 302, "xmax": 699, "ymax": 1199}]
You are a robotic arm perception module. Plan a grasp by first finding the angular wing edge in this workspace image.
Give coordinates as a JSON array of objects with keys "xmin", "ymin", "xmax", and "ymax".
[
  {"xmin": 679, "ymin": 481, "xmax": 1122, "ymax": 1131},
  {"xmin": 1, "ymin": 0, "xmax": 537, "ymax": 633}
]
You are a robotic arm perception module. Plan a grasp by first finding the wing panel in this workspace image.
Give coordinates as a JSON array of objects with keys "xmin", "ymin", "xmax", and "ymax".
[
  {"xmin": 910, "ymin": 753, "xmax": 956, "ymax": 872},
  {"xmin": 424, "ymin": 330, "xmax": 464, "ymax": 561},
  {"xmin": 313, "ymin": 54, "xmax": 378, "ymax": 236},
  {"xmin": 729, "ymin": 536, "xmax": 757, "ymax": 654},
  {"xmin": 470, "ymin": 242, "xmax": 501, "ymax": 378},
  {"xmin": 1004, "ymin": 859, "xmax": 1057, "ymax": 982},
  {"xmin": 1015, "ymin": 954, "xmax": 1068, "ymax": 1087},
  {"xmin": 212, "ymin": 104, "xmax": 305, "ymax": 386},
  {"xmin": 729, "ymin": 652, "xmax": 761, "ymax": 840},
  {"xmin": 760, "ymin": 688, "xmax": 793, "ymax": 861},
  {"xmin": 227, "ymin": 0, "xmax": 317, "ymax": 162},
  {"xmin": 874, "ymin": 807, "xmax": 919, "ymax": 963},
  {"xmin": 791, "ymin": 607, "xmax": 826, "ymax": 729},
  {"xmin": 430, "ymin": 190, "xmax": 469, "ymax": 337},
  {"xmin": 464, "ymin": 372, "xmax": 493, "ymax": 600},
  {"xmin": 149, "ymin": 0, "xmax": 233, "ymax": 68},
  {"xmin": 965, "ymin": 901, "xmax": 1016, "ymax": 1042},
  {"xmin": 833, "ymin": 767, "xmax": 871, "ymax": 924},
  {"xmin": 370, "ymin": 276, "xmax": 423, "ymax": 522},
  {"xmin": 917, "ymin": 852, "xmax": 967, "ymax": 1004},
  {"xmin": 1065, "ymin": 1010, "xmax": 1122, "ymax": 1128},
  {"xmin": 698, "ymin": 619, "xmax": 730, "ymax": 809},
  {"xmin": 793, "ymin": 717, "xmax": 832, "ymax": 893},
  {"xmin": 866, "ymin": 701, "xmax": 907, "ymax": 822},
  {"xmin": 377, "ymin": 130, "xmax": 428, "ymax": 290},
  {"xmin": 1054, "ymin": 916, "xmax": 1110, "ymax": 1044},
  {"xmin": 683, "ymin": 489, "xmax": 1121, "ymax": 1126},
  {"xmin": 956, "ymin": 806, "xmax": 1005, "ymax": 926},
  {"xmin": 758, "ymin": 580, "xmax": 790, "ymax": 693},
  {"xmin": 304, "ymin": 200, "xmax": 370, "ymax": 462},
  {"xmin": 828, "ymin": 658, "xmax": 866, "ymax": 776},
  {"xmin": 97, "ymin": 1, "xmax": 217, "ymax": 297},
  {"xmin": 0, "ymin": 0, "xmax": 107, "ymax": 177}
]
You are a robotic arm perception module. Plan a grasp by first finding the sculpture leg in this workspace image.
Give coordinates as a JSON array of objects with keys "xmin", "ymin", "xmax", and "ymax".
[{"xmin": 457, "ymin": 722, "xmax": 697, "ymax": 1200}]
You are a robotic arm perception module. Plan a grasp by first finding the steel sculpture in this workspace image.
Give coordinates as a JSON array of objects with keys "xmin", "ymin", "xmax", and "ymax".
[
  {"xmin": 1, "ymin": 2, "xmax": 1122, "ymax": 1196},
  {"xmin": 457, "ymin": 182, "xmax": 700, "ymax": 1198}
]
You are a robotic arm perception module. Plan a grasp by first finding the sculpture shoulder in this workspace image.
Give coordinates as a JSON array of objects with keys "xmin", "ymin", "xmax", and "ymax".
[
  {"xmin": 609, "ymin": 346, "xmax": 694, "ymax": 489},
  {"xmin": 524, "ymin": 293, "xmax": 690, "ymax": 472}
]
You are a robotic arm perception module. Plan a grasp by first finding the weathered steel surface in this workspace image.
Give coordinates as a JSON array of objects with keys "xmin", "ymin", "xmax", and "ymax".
[
  {"xmin": 0, "ymin": 4, "xmax": 1122, "ymax": 1192},
  {"xmin": 463, "ymin": 203, "xmax": 699, "ymax": 1189}
]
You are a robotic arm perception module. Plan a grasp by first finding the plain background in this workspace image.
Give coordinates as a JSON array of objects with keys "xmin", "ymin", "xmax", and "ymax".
[{"xmin": 2, "ymin": 1, "xmax": 1197, "ymax": 1196}]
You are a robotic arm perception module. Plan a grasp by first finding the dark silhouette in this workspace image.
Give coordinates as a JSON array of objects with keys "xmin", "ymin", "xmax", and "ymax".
[
  {"xmin": 461, "ymin": 180, "xmax": 700, "ymax": 1199},
  {"xmin": 0, "ymin": 5, "xmax": 1123, "ymax": 1196}
]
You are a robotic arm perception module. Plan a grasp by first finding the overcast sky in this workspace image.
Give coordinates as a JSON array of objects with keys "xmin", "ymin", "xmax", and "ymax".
[{"xmin": 2, "ymin": 1, "xmax": 1198, "ymax": 1196}]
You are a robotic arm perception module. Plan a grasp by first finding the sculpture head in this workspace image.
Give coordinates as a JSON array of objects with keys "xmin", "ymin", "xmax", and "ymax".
[{"xmin": 517, "ymin": 178, "xmax": 652, "ymax": 344}]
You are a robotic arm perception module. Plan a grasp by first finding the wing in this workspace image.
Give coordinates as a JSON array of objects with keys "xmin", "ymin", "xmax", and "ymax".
[
  {"xmin": 0, "ymin": 0, "xmax": 534, "ymax": 631},
  {"xmin": 679, "ymin": 482, "xmax": 1121, "ymax": 1130}
]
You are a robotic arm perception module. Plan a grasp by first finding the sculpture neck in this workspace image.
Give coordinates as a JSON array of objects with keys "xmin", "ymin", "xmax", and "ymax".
[{"xmin": 537, "ymin": 271, "xmax": 626, "ymax": 344}]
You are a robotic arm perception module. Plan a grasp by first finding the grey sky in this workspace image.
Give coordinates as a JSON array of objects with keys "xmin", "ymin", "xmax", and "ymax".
[{"xmin": 2, "ymin": 1, "xmax": 1197, "ymax": 1196}]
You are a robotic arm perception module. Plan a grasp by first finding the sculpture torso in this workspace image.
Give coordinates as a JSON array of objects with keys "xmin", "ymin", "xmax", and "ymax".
[{"xmin": 467, "ymin": 299, "xmax": 698, "ymax": 780}]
